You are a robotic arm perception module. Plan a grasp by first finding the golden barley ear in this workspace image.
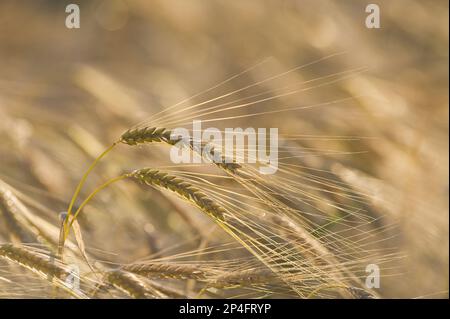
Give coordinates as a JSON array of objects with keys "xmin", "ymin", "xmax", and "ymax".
[
  {"xmin": 105, "ymin": 270, "xmax": 160, "ymax": 299},
  {"xmin": 0, "ymin": 244, "xmax": 87, "ymax": 298},
  {"xmin": 0, "ymin": 244, "xmax": 67, "ymax": 279},
  {"xmin": 212, "ymin": 268, "xmax": 279, "ymax": 288},
  {"xmin": 123, "ymin": 262, "xmax": 207, "ymax": 280},
  {"xmin": 130, "ymin": 168, "xmax": 227, "ymax": 221},
  {"xmin": 120, "ymin": 127, "xmax": 242, "ymax": 174}
]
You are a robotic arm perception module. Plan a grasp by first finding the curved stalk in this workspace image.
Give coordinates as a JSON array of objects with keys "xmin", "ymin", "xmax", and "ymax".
[
  {"xmin": 58, "ymin": 142, "xmax": 118, "ymax": 259},
  {"xmin": 67, "ymin": 174, "xmax": 129, "ymax": 232}
]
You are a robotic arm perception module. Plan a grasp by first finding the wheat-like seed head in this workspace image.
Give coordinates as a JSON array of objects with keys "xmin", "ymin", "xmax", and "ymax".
[
  {"xmin": 123, "ymin": 262, "xmax": 207, "ymax": 280},
  {"xmin": 105, "ymin": 270, "xmax": 158, "ymax": 299},
  {"xmin": 130, "ymin": 168, "xmax": 226, "ymax": 221},
  {"xmin": 0, "ymin": 244, "xmax": 67, "ymax": 279},
  {"xmin": 120, "ymin": 127, "xmax": 173, "ymax": 145},
  {"xmin": 0, "ymin": 244, "xmax": 89, "ymax": 298},
  {"xmin": 121, "ymin": 127, "xmax": 241, "ymax": 174},
  {"xmin": 212, "ymin": 268, "xmax": 278, "ymax": 288}
]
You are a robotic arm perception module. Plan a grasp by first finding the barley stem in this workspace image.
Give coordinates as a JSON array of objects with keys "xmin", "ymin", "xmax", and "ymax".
[
  {"xmin": 59, "ymin": 142, "xmax": 118, "ymax": 258},
  {"xmin": 68, "ymin": 174, "xmax": 128, "ymax": 231}
]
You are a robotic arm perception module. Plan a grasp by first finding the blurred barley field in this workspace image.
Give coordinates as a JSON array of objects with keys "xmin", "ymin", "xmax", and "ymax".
[{"xmin": 0, "ymin": 0, "xmax": 448, "ymax": 299}]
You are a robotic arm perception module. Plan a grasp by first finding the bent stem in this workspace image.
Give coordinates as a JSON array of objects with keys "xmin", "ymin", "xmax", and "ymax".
[
  {"xmin": 58, "ymin": 174, "xmax": 128, "ymax": 287},
  {"xmin": 67, "ymin": 174, "xmax": 129, "ymax": 233},
  {"xmin": 58, "ymin": 142, "xmax": 118, "ymax": 259}
]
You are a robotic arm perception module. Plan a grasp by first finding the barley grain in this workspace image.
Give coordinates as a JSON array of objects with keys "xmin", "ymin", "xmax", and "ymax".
[
  {"xmin": 0, "ymin": 244, "xmax": 86, "ymax": 298},
  {"xmin": 123, "ymin": 262, "xmax": 207, "ymax": 280},
  {"xmin": 106, "ymin": 270, "xmax": 158, "ymax": 299},
  {"xmin": 121, "ymin": 127, "xmax": 241, "ymax": 174},
  {"xmin": 212, "ymin": 268, "xmax": 278, "ymax": 287},
  {"xmin": 130, "ymin": 168, "xmax": 226, "ymax": 221}
]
